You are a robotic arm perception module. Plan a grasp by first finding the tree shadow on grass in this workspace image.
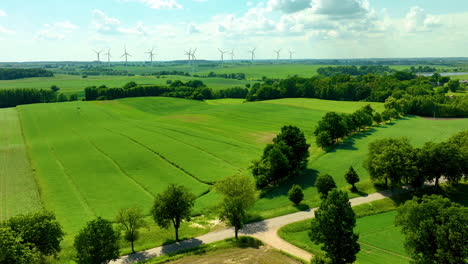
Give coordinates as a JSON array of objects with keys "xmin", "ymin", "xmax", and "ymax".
[
  {"xmin": 160, "ymin": 237, "xmax": 204, "ymax": 255},
  {"xmin": 259, "ymin": 168, "xmax": 319, "ymax": 201}
]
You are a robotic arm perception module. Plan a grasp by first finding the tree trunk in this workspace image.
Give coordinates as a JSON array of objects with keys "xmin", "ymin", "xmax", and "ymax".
[
  {"xmin": 235, "ymin": 227, "xmax": 238, "ymax": 240},
  {"xmin": 385, "ymin": 177, "xmax": 388, "ymax": 188},
  {"xmin": 435, "ymin": 176, "xmax": 439, "ymax": 188},
  {"xmin": 131, "ymin": 239, "xmax": 135, "ymax": 254},
  {"xmin": 175, "ymin": 227, "xmax": 179, "ymax": 242}
]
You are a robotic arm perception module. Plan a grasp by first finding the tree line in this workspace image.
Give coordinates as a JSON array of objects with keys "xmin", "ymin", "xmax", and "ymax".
[
  {"xmin": 245, "ymin": 72, "xmax": 467, "ymax": 117},
  {"xmin": 0, "ymin": 68, "xmax": 54, "ymax": 80},
  {"xmin": 316, "ymin": 65, "xmax": 395, "ymax": 76},
  {"xmin": 0, "ymin": 87, "xmax": 78, "ymax": 108}
]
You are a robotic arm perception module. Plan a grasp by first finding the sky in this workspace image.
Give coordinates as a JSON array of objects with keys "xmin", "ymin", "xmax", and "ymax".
[{"xmin": 1, "ymin": 0, "xmax": 468, "ymax": 62}]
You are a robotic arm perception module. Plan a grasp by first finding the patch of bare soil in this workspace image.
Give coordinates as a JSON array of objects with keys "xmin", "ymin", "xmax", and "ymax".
[
  {"xmin": 166, "ymin": 246, "xmax": 302, "ymax": 264},
  {"xmin": 250, "ymin": 132, "xmax": 276, "ymax": 144}
]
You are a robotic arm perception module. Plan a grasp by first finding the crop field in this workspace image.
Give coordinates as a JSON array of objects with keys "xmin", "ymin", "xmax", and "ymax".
[
  {"xmin": 5, "ymin": 97, "xmax": 465, "ymax": 232},
  {"xmin": 279, "ymin": 211, "xmax": 410, "ymax": 264},
  {"xmin": 0, "ymin": 108, "xmax": 42, "ymax": 221}
]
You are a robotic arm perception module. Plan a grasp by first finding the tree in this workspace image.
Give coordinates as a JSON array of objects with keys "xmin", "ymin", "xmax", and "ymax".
[
  {"xmin": 74, "ymin": 217, "xmax": 120, "ymax": 264},
  {"xmin": 273, "ymin": 125, "xmax": 310, "ymax": 170},
  {"xmin": 309, "ymin": 190, "xmax": 360, "ymax": 264},
  {"xmin": 448, "ymin": 130, "xmax": 468, "ymax": 176},
  {"xmin": 50, "ymin": 85, "xmax": 60, "ymax": 92},
  {"xmin": 419, "ymin": 141, "xmax": 465, "ymax": 187},
  {"xmin": 311, "ymin": 255, "xmax": 331, "ymax": 264},
  {"xmin": 395, "ymin": 195, "xmax": 467, "ymax": 264},
  {"xmin": 365, "ymin": 137, "xmax": 418, "ymax": 188},
  {"xmin": 69, "ymin": 93, "xmax": 78, "ymax": 101},
  {"xmin": 314, "ymin": 112, "xmax": 348, "ymax": 147},
  {"xmin": 344, "ymin": 166, "xmax": 359, "ymax": 191},
  {"xmin": 57, "ymin": 93, "xmax": 68, "ymax": 102},
  {"xmin": 116, "ymin": 207, "xmax": 148, "ymax": 253},
  {"xmin": 373, "ymin": 112, "xmax": 383, "ymax": 124},
  {"xmin": 288, "ymin": 184, "xmax": 304, "ymax": 205},
  {"xmin": 446, "ymin": 79, "xmax": 460, "ymax": 92},
  {"xmin": 7, "ymin": 211, "xmax": 64, "ymax": 257},
  {"xmin": 315, "ymin": 174, "xmax": 337, "ymax": 199},
  {"xmin": 0, "ymin": 227, "xmax": 39, "ymax": 264},
  {"xmin": 151, "ymin": 184, "xmax": 196, "ymax": 241},
  {"xmin": 123, "ymin": 81, "xmax": 137, "ymax": 89},
  {"xmin": 215, "ymin": 175, "xmax": 256, "ymax": 239}
]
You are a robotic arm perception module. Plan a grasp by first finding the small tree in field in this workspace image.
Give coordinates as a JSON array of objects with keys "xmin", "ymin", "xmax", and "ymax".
[
  {"xmin": 116, "ymin": 207, "xmax": 148, "ymax": 254},
  {"xmin": 288, "ymin": 184, "xmax": 304, "ymax": 205},
  {"xmin": 344, "ymin": 166, "xmax": 359, "ymax": 191},
  {"xmin": 151, "ymin": 184, "xmax": 196, "ymax": 241},
  {"xmin": 74, "ymin": 217, "xmax": 120, "ymax": 264},
  {"xmin": 216, "ymin": 175, "xmax": 256, "ymax": 239},
  {"xmin": 315, "ymin": 174, "xmax": 337, "ymax": 199}
]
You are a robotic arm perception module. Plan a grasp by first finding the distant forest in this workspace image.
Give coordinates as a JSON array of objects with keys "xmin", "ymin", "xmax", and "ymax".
[{"xmin": 0, "ymin": 68, "xmax": 54, "ymax": 80}]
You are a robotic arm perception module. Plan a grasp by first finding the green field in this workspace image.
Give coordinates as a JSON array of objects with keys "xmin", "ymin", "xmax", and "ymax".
[
  {"xmin": 279, "ymin": 211, "xmax": 410, "ymax": 264},
  {"xmin": 1, "ymin": 97, "xmax": 466, "ymax": 262}
]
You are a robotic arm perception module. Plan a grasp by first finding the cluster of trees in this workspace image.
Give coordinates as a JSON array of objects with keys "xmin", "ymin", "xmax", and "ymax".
[
  {"xmin": 314, "ymin": 105, "xmax": 394, "ymax": 148},
  {"xmin": 0, "ymin": 68, "xmax": 54, "ymax": 80},
  {"xmin": 316, "ymin": 65, "xmax": 394, "ymax": 76},
  {"xmin": 150, "ymin": 70, "xmax": 190, "ymax": 77},
  {"xmin": 366, "ymin": 130, "xmax": 467, "ymax": 188},
  {"xmin": 245, "ymin": 73, "xmax": 467, "ymax": 117},
  {"xmin": 203, "ymin": 72, "xmax": 246, "ymax": 80},
  {"xmin": 409, "ymin": 65, "xmax": 437, "ymax": 73},
  {"xmin": 0, "ymin": 211, "xmax": 64, "ymax": 264},
  {"xmin": 250, "ymin": 125, "xmax": 310, "ymax": 189},
  {"xmin": 0, "ymin": 87, "xmax": 78, "ymax": 108}
]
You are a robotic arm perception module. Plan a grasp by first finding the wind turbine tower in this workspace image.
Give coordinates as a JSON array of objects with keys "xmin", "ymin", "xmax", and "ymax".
[
  {"xmin": 229, "ymin": 49, "xmax": 235, "ymax": 63},
  {"xmin": 248, "ymin": 48, "xmax": 256, "ymax": 64},
  {"xmin": 93, "ymin": 49, "xmax": 103, "ymax": 63},
  {"xmin": 190, "ymin": 48, "xmax": 197, "ymax": 72},
  {"xmin": 104, "ymin": 49, "xmax": 112, "ymax": 67},
  {"xmin": 218, "ymin": 48, "xmax": 229, "ymax": 68},
  {"xmin": 121, "ymin": 46, "xmax": 131, "ymax": 67},
  {"xmin": 184, "ymin": 49, "xmax": 193, "ymax": 65},
  {"xmin": 289, "ymin": 50, "xmax": 295, "ymax": 63},
  {"xmin": 145, "ymin": 48, "xmax": 156, "ymax": 65},
  {"xmin": 274, "ymin": 49, "xmax": 281, "ymax": 63}
]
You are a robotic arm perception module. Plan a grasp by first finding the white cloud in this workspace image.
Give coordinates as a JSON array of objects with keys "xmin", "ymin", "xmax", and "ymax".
[
  {"xmin": 35, "ymin": 21, "xmax": 78, "ymax": 40},
  {"xmin": 124, "ymin": 0, "xmax": 182, "ymax": 9},
  {"xmin": 91, "ymin": 10, "xmax": 150, "ymax": 36},
  {"xmin": 267, "ymin": 0, "xmax": 311, "ymax": 14},
  {"xmin": 0, "ymin": 9, "xmax": 6, "ymax": 17},
  {"xmin": 311, "ymin": 0, "xmax": 370, "ymax": 19},
  {"xmin": 404, "ymin": 6, "xmax": 441, "ymax": 32},
  {"xmin": 0, "ymin": 25, "xmax": 14, "ymax": 34},
  {"xmin": 186, "ymin": 23, "xmax": 200, "ymax": 34}
]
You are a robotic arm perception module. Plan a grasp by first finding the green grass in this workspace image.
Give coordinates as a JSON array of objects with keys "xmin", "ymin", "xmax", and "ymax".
[{"xmin": 0, "ymin": 108, "xmax": 42, "ymax": 221}]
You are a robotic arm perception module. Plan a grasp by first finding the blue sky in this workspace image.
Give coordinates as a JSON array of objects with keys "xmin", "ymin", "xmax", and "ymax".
[{"xmin": 1, "ymin": 0, "xmax": 467, "ymax": 61}]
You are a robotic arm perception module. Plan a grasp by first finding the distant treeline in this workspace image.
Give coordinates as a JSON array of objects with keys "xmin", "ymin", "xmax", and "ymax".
[
  {"xmin": 316, "ymin": 65, "xmax": 394, "ymax": 76},
  {"xmin": 197, "ymin": 72, "xmax": 246, "ymax": 80},
  {"xmin": 410, "ymin": 66, "xmax": 437, "ymax": 73},
  {"xmin": 246, "ymin": 72, "xmax": 467, "ymax": 117},
  {"xmin": 0, "ymin": 68, "xmax": 54, "ymax": 80},
  {"xmin": 0, "ymin": 89, "xmax": 77, "ymax": 108},
  {"xmin": 84, "ymin": 80, "xmax": 248, "ymax": 101}
]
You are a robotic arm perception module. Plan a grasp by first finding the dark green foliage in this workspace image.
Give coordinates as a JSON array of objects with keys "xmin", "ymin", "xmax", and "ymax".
[
  {"xmin": 311, "ymin": 255, "xmax": 331, "ymax": 264},
  {"xmin": 7, "ymin": 211, "xmax": 64, "ymax": 257},
  {"xmin": 447, "ymin": 130, "xmax": 468, "ymax": 176},
  {"xmin": 116, "ymin": 207, "xmax": 148, "ymax": 253},
  {"xmin": 0, "ymin": 88, "xmax": 57, "ymax": 108},
  {"xmin": 395, "ymin": 195, "xmax": 468, "ymax": 264},
  {"xmin": 251, "ymin": 126, "xmax": 309, "ymax": 189},
  {"xmin": 447, "ymin": 79, "xmax": 460, "ymax": 92},
  {"xmin": 74, "ymin": 217, "xmax": 120, "ymax": 264},
  {"xmin": 206, "ymin": 71, "xmax": 246, "ymax": 80},
  {"xmin": 215, "ymin": 175, "xmax": 256, "ymax": 239},
  {"xmin": 151, "ymin": 184, "xmax": 196, "ymax": 241},
  {"xmin": 344, "ymin": 166, "xmax": 359, "ymax": 191},
  {"xmin": 57, "ymin": 93, "xmax": 68, "ymax": 102},
  {"xmin": 315, "ymin": 174, "xmax": 337, "ymax": 199},
  {"xmin": 288, "ymin": 184, "xmax": 304, "ymax": 205},
  {"xmin": 314, "ymin": 112, "xmax": 348, "ymax": 147},
  {"xmin": 309, "ymin": 190, "xmax": 360, "ymax": 264},
  {"xmin": 123, "ymin": 81, "xmax": 137, "ymax": 89},
  {"xmin": 317, "ymin": 65, "xmax": 394, "ymax": 76},
  {"xmin": 214, "ymin": 87, "xmax": 249, "ymax": 98},
  {"xmin": 373, "ymin": 112, "xmax": 383, "ymax": 124},
  {"xmin": 0, "ymin": 68, "xmax": 54, "ymax": 80},
  {"xmin": 50, "ymin": 85, "xmax": 60, "ymax": 92},
  {"xmin": 365, "ymin": 137, "xmax": 418, "ymax": 187},
  {"xmin": 69, "ymin": 93, "xmax": 78, "ymax": 101},
  {"xmin": 0, "ymin": 227, "xmax": 39, "ymax": 264}
]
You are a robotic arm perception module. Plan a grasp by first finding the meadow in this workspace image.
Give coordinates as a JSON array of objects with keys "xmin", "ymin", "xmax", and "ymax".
[{"xmin": 1, "ymin": 96, "xmax": 466, "ymax": 262}]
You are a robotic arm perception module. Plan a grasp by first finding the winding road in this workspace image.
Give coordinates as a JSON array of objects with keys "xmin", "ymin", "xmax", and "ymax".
[{"xmin": 110, "ymin": 188, "xmax": 396, "ymax": 264}]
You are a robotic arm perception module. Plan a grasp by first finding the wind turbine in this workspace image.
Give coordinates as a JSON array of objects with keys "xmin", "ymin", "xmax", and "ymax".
[
  {"xmin": 248, "ymin": 48, "xmax": 256, "ymax": 64},
  {"xmin": 229, "ymin": 49, "xmax": 235, "ymax": 63},
  {"xmin": 274, "ymin": 49, "xmax": 281, "ymax": 63},
  {"xmin": 289, "ymin": 50, "xmax": 295, "ymax": 63},
  {"xmin": 93, "ymin": 49, "xmax": 103, "ymax": 63},
  {"xmin": 121, "ymin": 46, "xmax": 131, "ymax": 67},
  {"xmin": 184, "ymin": 49, "xmax": 193, "ymax": 65},
  {"xmin": 104, "ymin": 49, "xmax": 112, "ymax": 67},
  {"xmin": 218, "ymin": 48, "xmax": 229, "ymax": 68},
  {"xmin": 145, "ymin": 48, "xmax": 156, "ymax": 64},
  {"xmin": 190, "ymin": 48, "xmax": 198, "ymax": 72}
]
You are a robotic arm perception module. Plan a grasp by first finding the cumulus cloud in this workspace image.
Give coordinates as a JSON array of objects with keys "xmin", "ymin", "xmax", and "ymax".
[
  {"xmin": 35, "ymin": 21, "xmax": 78, "ymax": 40},
  {"xmin": 0, "ymin": 9, "xmax": 6, "ymax": 16},
  {"xmin": 92, "ymin": 10, "xmax": 150, "ymax": 36},
  {"xmin": 404, "ymin": 6, "xmax": 441, "ymax": 32},
  {"xmin": 124, "ymin": 0, "xmax": 182, "ymax": 9},
  {"xmin": 311, "ymin": 0, "xmax": 370, "ymax": 19},
  {"xmin": 267, "ymin": 0, "xmax": 311, "ymax": 14},
  {"xmin": 0, "ymin": 25, "xmax": 14, "ymax": 34}
]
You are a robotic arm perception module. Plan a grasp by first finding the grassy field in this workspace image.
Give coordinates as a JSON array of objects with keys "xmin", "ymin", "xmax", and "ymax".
[
  {"xmin": 1, "ymin": 97, "xmax": 466, "ymax": 262},
  {"xmin": 0, "ymin": 108, "xmax": 42, "ymax": 221}
]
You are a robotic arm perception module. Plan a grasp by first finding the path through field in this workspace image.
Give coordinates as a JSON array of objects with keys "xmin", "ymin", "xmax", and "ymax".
[{"xmin": 111, "ymin": 189, "xmax": 395, "ymax": 263}]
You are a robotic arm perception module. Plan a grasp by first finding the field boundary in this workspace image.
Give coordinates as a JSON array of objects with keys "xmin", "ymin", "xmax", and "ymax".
[{"xmin": 359, "ymin": 241, "xmax": 411, "ymax": 260}]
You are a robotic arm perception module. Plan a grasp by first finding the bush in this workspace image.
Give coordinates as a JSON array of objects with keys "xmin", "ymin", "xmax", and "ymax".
[
  {"xmin": 288, "ymin": 184, "xmax": 304, "ymax": 205},
  {"xmin": 315, "ymin": 174, "xmax": 337, "ymax": 199}
]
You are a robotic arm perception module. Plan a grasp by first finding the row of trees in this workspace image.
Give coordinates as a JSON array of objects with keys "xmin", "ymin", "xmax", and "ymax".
[
  {"xmin": 203, "ymin": 72, "xmax": 246, "ymax": 80},
  {"xmin": 366, "ymin": 130, "xmax": 467, "ymax": 188},
  {"xmin": 316, "ymin": 65, "xmax": 394, "ymax": 76},
  {"xmin": 0, "ymin": 88, "xmax": 78, "ymax": 108},
  {"xmin": 0, "ymin": 68, "xmax": 54, "ymax": 80},
  {"xmin": 250, "ymin": 125, "xmax": 310, "ymax": 189}
]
